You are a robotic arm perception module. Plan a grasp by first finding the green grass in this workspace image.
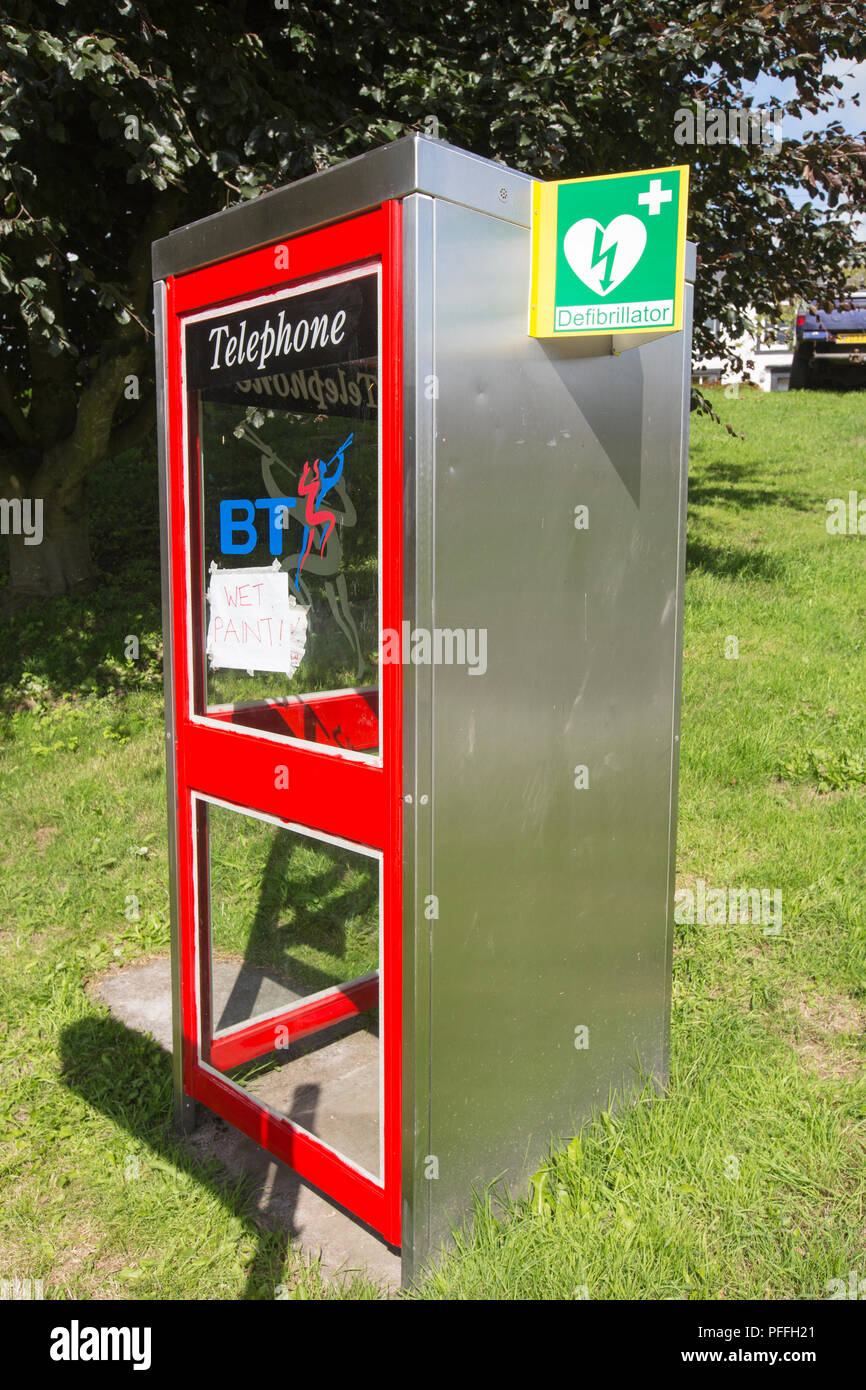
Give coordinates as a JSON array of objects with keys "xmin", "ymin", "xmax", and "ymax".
[{"xmin": 0, "ymin": 388, "xmax": 864, "ymax": 1299}]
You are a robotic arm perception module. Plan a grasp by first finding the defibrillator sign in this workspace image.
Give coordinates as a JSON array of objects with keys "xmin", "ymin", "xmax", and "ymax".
[{"xmin": 529, "ymin": 166, "xmax": 689, "ymax": 347}]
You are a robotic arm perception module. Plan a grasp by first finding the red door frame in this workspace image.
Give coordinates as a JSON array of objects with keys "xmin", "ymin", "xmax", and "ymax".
[{"xmin": 163, "ymin": 204, "xmax": 403, "ymax": 1245}]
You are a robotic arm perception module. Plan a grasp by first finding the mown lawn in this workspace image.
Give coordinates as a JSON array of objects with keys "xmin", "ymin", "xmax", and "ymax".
[{"xmin": 0, "ymin": 391, "xmax": 864, "ymax": 1299}]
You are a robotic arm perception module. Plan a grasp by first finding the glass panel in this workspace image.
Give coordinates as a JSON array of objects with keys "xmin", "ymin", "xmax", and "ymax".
[
  {"xmin": 206, "ymin": 801, "xmax": 380, "ymax": 1027},
  {"xmin": 227, "ymin": 1015, "xmax": 381, "ymax": 1180},
  {"xmin": 185, "ymin": 267, "xmax": 381, "ymax": 756},
  {"xmin": 200, "ymin": 799, "xmax": 382, "ymax": 1179}
]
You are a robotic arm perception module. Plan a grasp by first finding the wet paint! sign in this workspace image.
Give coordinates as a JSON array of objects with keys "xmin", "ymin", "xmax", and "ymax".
[
  {"xmin": 529, "ymin": 166, "xmax": 689, "ymax": 342},
  {"xmin": 206, "ymin": 563, "xmax": 308, "ymax": 676}
]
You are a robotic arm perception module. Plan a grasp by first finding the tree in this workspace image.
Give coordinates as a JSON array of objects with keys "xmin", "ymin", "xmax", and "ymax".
[{"xmin": 2, "ymin": 0, "xmax": 865, "ymax": 605}]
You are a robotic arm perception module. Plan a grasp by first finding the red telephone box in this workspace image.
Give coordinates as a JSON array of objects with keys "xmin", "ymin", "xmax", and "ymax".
[
  {"xmin": 156, "ymin": 201, "xmax": 403, "ymax": 1245},
  {"xmin": 155, "ymin": 136, "xmax": 694, "ymax": 1281}
]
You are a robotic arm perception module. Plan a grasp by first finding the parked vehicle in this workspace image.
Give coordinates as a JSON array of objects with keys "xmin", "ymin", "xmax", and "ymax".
[{"xmin": 790, "ymin": 291, "xmax": 866, "ymax": 389}]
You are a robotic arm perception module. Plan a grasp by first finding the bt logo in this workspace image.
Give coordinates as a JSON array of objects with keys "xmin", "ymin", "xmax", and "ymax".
[
  {"xmin": 219, "ymin": 432, "xmax": 353, "ymax": 580},
  {"xmin": 220, "ymin": 496, "xmax": 293, "ymax": 555}
]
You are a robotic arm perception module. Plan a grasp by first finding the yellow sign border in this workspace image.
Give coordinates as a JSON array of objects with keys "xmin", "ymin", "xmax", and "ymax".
[{"xmin": 529, "ymin": 165, "xmax": 690, "ymax": 339}]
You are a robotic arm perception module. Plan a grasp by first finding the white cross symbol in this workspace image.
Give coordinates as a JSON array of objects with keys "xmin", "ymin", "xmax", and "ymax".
[{"xmin": 638, "ymin": 178, "xmax": 673, "ymax": 216}]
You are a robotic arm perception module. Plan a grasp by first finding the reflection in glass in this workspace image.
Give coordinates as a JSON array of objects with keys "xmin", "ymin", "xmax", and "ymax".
[{"xmin": 200, "ymin": 800, "xmax": 382, "ymax": 1179}]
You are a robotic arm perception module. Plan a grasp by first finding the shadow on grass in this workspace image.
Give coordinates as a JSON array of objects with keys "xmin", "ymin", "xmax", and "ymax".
[
  {"xmin": 685, "ymin": 535, "xmax": 786, "ymax": 582},
  {"xmin": 0, "ymin": 447, "xmax": 162, "ymax": 710},
  {"xmin": 58, "ymin": 1013, "xmax": 380, "ymax": 1299},
  {"xmin": 0, "ymin": 577, "xmax": 162, "ymax": 711},
  {"xmin": 688, "ymin": 462, "xmax": 813, "ymax": 515}
]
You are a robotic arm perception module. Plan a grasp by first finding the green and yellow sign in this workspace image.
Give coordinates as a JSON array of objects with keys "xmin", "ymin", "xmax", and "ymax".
[{"xmin": 529, "ymin": 166, "xmax": 689, "ymax": 343}]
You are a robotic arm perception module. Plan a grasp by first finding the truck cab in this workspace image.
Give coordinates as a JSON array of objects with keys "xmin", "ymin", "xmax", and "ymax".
[{"xmin": 790, "ymin": 291, "xmax": 866, "ymax": 389}]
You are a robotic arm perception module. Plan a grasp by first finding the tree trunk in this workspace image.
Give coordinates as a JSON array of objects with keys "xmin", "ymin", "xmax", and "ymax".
[{"xmin": 4, "ymin": 474, "xmax": 92, "ymax": 611}]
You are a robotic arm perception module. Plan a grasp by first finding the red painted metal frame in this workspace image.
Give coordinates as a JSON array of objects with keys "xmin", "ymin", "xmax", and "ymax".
[
  {"xmin": 209, "ymin": 975, "xmax": 379, "ymax": 1072},
  {"xmin": 163, "ymin": 204, "xmax": 403, "ymax": 1244},
  {"xmin": 207, "ymin": 688, "xmax": 379, "ymax": 751}
]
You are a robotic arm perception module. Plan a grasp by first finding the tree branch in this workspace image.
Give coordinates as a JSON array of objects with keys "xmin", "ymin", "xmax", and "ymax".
[
  {"xmin": 125, "ymin": 192, "xmax": 183, "ymax": 326},
  {"xmin": 33, "ymin": 340, "xmax": 148, "ymax": 504},
  {"xmin": 106, "ymin": 390, "xmax": 156, "ymax": 457},
  {"xmin": 0, "ymin": 373, "xmax": 37, "ymax": 447},
  {"xmin": 25, "ymin": 247, "xmax": 75, "ymax": 417}
]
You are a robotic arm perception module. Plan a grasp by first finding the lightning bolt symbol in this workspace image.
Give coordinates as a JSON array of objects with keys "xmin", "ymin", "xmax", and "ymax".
[{"xmin": 590, "ymin": 225, "xmax": 616, "ymax": 291}]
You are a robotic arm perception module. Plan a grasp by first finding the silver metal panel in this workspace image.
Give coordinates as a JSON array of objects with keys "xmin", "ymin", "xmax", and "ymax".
[
  {"xmin": 414, "ymin": 138, "xmax": 533, "ymax": 230},
  {"xmin": 154, "ymin": 281, "xmax": 195, "ymax": 1132},
  {"xmin": 399, "ymin": 194, "xmax": 437, "ymax": 1286},
  {"xmin": 151, "ymin": 135, "xmax": 533, "ymax": 281},
  {"xmin": 420, "ymin": 200, "xmax": 692, "ymax": 1265}
]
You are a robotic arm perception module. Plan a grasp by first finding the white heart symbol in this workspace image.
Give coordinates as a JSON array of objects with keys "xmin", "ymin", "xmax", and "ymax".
[{"xmin": 563, "ymin": 214, "xmax": 647, "ymax": 297}]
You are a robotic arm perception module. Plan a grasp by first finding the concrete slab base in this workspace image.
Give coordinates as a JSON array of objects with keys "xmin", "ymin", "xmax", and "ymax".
[
  {"xmin": 91, "ymin": 958, "xmax": 400, "ymax": 1291},
  {"xmin": 242, "ymin": 1022, "xmax": 381, "ymax": 1178}
]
